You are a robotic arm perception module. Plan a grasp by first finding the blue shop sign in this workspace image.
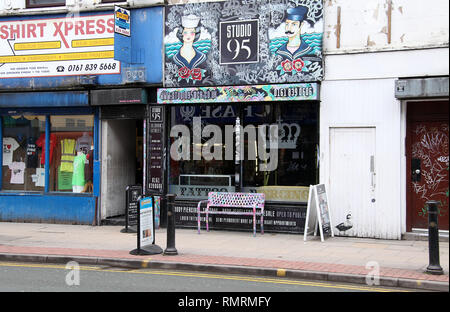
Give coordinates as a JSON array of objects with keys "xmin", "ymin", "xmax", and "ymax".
[{"xmin": 0, "ymin": 7, "xmax": 163, "ymax": 89}]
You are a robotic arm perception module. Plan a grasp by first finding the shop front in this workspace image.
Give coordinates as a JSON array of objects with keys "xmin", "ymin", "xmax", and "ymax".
[
  {"xmin": 0, "ymin": 92, "xmax": 99, "ymax": 223},
  {"xmin": 159, "ymin": 0, "xmax": 324, "ymax": 233},
  {"xmin": 157, "ymin": 84, "xmax": 320, "ymax": 233},
  {"xmin": 0, "ymin": 6, "xmax": 163, "ymax": 224}
]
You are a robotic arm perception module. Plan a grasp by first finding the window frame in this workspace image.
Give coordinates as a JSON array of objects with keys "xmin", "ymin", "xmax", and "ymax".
[
  {"xmin": 1, "ymin": 108, "xmax": 97, "ymax": 196},
  {"xmin": 26, "ymin": 0, "xmax": 66, "ymax": 9}
]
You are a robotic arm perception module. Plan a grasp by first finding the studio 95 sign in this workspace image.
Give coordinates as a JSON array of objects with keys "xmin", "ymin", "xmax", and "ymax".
[{"xmin": 220, "ymin": 19, "xmax": 259, "ymax": 65}]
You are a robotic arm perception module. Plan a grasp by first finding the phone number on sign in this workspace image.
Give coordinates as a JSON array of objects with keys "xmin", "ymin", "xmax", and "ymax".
[{"xmin": 61, "ymin": 62, "xmax": 118, "ymax": 73}]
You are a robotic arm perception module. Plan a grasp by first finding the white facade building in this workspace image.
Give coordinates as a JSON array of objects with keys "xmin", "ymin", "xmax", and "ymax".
[{"xmin": 320, "ymin": 0, "xmax": 449, "ymax": 239}]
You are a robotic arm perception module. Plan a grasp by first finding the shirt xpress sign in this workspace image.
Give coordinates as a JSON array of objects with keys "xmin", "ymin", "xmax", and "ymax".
[{"xmin": 0, "ymin": 13, "xmax": 120, "ymax": 78}]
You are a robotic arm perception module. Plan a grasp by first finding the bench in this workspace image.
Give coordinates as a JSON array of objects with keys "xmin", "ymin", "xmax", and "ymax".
[{"xmin": 197, "ymin": 192, "xmax": 265, "ymax": 236}]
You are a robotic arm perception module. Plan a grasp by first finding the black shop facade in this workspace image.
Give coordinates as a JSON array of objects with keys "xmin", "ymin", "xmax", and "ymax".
[{"xmin": 154, "ymin": 0, "xmax": 324, "ymax": 233}]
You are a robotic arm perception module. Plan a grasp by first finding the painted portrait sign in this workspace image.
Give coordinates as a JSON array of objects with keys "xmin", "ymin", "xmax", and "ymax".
[{"xmin": 164, "ymin": 0, "xmax": 323, "ymax": 87}]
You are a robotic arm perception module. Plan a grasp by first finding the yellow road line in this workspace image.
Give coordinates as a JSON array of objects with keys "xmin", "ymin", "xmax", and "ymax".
[
  {"xmin": 14, "ymin": 41, "xmax": 61, "ymax": 51},
  {"xmin": 0, "ymin": 50, "xmax": 114, "ymax": 63},
  {"xmin": 0, "ymin": 261, "xmax": 409, "ymax": 292}
]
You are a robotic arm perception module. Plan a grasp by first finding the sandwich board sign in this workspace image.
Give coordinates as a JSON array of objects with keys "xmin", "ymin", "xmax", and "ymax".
[
  {"xmin": 303, "ymin": 184, "xmax": 334, "ymax": 242},
  {"xmin": 130, "ymin": 196, "xmax": 163, "ymax": 255}
]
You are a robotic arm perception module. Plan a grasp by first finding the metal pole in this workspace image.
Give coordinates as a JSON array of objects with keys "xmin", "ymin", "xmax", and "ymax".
[
  {"xmin": 426, "ymin": 200, "xmax": 443, "ymax": 275},
  {"xmin": 164, "ymin": 193, "xmax": 178, "ymax": 255}
]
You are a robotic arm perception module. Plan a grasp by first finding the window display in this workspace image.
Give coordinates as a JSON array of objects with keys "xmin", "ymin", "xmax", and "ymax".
[
  {"xmin": 1, "ymin": 115, "xmax": 46, "ymax": 191},
  {"xmin": 169, "ymin": 105, "xmax": 236, "ymax": 199},
  {"xmin": 49, "ymin": 115, "xmax": 94, "ymax": 193},
  {"xmin": 242, "ymin": 103, "xmax": 318, "ymax": 202},
  {"xmin": 168, "ymin": 102, "xmax": 318, "ymax": 202}
]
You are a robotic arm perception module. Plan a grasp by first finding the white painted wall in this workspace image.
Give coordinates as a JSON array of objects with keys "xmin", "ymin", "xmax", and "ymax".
[
  {"xmin": 320, "ymin": 78, "xmax": 403, "ymax": 239},
  {"xmin": 324, "ymin": 0, "xmax": 449, "ymax": 53},
  {"xmin": 321, "ymin": 0, "xmax": 448, "ymax": 239}
]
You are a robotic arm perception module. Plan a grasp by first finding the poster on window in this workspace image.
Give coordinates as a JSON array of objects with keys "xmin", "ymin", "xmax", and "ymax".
[{"xmin": 164, "ymin": 0, "xmax": 323, "ymax": 87}]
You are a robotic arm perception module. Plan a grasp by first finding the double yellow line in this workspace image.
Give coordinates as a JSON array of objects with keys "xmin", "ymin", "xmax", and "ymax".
[{"xmin": 0, "ymin": 261, "xmax": 409, "ymax": 292}]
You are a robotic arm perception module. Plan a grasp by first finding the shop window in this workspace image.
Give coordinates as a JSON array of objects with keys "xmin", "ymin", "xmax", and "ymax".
[
  {"xmin": 168, "ymin": 105, "xmax": 237, "ymax": 199},
  {"xmin": 2, "ymin": 115, "xmax": 46, "ymax": 192},
  {"xmin": 167, "ymin": 102, "xmax": 319, "ymax": 202},
  {"xmin": 242, "ymin": 103, "xmax": 319, "ymax": 202},
  {"xmin": 26, "ymin": 0, "xmax": 65, "ymax": 8},
  {"xmin": 49, "ymin": 115, "xmax": 94, "ymax": 193}
]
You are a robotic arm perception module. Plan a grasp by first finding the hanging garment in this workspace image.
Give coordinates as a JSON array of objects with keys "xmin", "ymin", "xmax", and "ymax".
[
  {"xmin": 57, "ymin": 166, "xmax": 73, "ymax": 190},
  {"xmin": 36, "ymin": 133, "xmax": 57, "ymax": 166},
  {"xmin": 60, "ymin": 139, "xmax": 76, "ymax": 172},
  {"xmin": 9, "ymin": 161, "xmax": 26, "ymax": 184},
  {"xmin": 72, "ymin": 153, "xmax": 87, "ymax": 187},
  {"xmin": 2, "ymin": 137, "xmax": 20, "ymax": 166}
]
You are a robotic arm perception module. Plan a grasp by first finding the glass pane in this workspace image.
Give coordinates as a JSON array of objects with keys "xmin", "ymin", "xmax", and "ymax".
[
  {"xmin": 168, "ymin": 105, "xmax": 236, "ymax": 199},
  {"xmin": 242, "ymin": 102, "xmax": 318, "ymax": 202},
  {"xmin": 2, "ymin": 115, "xmax": 46, "ymax": 191},
  {"xmin": 49, "ymin": 115, "xmax": 94, "ymax": 193}
]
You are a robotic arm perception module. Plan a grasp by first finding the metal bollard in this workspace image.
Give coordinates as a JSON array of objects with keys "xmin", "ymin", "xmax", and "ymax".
[
  {"xmin": 164, "ymin": 194, "xmax": 178, "ymax": 255},
  {"xmin": 425, "ymin": 201, "xmax": 443, "ymax": 275}
]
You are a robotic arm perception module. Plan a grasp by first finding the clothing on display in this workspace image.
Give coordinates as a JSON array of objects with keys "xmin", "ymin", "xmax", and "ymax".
[
  {"xmin": 34, "ymin": 168, "xmax": 45, "ymax": 187},
  {"xmin": 8, "ymin": 161, "xmax": 26, "ymax": 184},
  {"xmin": 2, "ymin": 137, "xmax": 20, "ymax": 166},
  {"xmin": 60, "ymin": 138, "xmax": 76, "ymax": 172},
  {"xmin": 36, "ymin": 133, "xmax": 57, "ymax": 165},
  {"xmin": 57, "ymin": 166, "xmax": 73, "ymax": 190},
  {"xmin": 26, "ymin": 137, "xmax": 38, "ymax": 168},
  {"xmin": 72, "ymin": 152, "xmax": 86, "ymax": 187}
]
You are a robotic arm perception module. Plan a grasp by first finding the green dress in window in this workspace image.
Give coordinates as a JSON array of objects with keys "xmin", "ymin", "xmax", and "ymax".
[{"xmin": 72, "ymin": 153, "xmax": 86, "ymax": 187}]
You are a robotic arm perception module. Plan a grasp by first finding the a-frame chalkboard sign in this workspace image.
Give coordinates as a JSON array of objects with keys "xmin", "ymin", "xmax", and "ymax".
[{"xmin": 304, "ymin": 184, "xmax": 334, "ymax": 242}]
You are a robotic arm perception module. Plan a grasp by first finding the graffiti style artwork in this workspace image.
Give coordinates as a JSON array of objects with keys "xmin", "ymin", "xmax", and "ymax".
[
  {"xmin": 411, "ymin": 123, "xmax": 449, "ymax": 221},
  {"xmin": 164, "ymin": 0, "xmax": 323, "ymax": 87},
  {"xmin": 165, "ymin": 14, "xmax": 212, "ymax": 84},
  {"xmin": 269, "ymin": 5, "xmax": 322, "ymax": 76},
  {"xmin": 335, "ymin": 212, "xmax": 353, "ymax": 235}
]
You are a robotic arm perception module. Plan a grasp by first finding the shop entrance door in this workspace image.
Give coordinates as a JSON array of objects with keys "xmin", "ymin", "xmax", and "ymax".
[
  {"xmin": 101, "ymin": 119, "xmax": 143, "ymax": 218},
  {"xmin": 329, "ymin": 127, "xmax": 377, "ymax": 237},
  {"xmin": 406, "ymin": 101, "xmax": 449, "ymax": 231}
]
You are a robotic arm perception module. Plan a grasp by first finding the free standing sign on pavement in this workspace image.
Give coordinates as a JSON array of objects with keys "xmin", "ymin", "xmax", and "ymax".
[
  {"xmin": 121, "ymin": 185, "xmax": 142, "ymax": 233},
  {"xmin": 304, "ymin": 184, "xmax": 334, "ymax": 242},
  {"xmin": 130, "ymin": 196, "xmax": 163, "ymax": 255}
]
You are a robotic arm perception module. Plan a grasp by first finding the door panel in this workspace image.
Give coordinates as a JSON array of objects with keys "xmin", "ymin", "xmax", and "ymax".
[
  {"xmin": 408, "ymin": 121, "xmax": 449, "ymax": 230},
  {"xmin": 329, "ymin": 127, "xmax": 376, "ymax": 237}
]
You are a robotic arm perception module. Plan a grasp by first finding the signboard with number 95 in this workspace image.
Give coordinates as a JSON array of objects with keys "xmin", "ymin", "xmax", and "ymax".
[{"xmin": 219, "ymin": 19, "xmax": 259, "ymax": 65}]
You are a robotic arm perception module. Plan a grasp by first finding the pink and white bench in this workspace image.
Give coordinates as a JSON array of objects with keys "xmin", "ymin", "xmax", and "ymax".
[{"xmin": 197, "ymin": 192, "xmax": 265, "ymax": 236}]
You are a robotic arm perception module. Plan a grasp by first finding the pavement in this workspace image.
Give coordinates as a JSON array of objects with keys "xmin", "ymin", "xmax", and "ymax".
[{"xmin": 0, "ymin": 221, "xmax": 448, "ymax": 292}]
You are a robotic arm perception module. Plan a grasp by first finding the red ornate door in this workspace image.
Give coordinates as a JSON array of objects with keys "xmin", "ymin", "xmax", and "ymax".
[{"xmin": 407, "ymin": 101, "xmax": 449, "ymax": 230}]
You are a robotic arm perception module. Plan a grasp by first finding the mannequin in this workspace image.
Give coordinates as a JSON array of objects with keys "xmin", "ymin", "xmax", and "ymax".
[{"xmin": 72, "ymin": 150, "xmax": 86, "ymax": 193}]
